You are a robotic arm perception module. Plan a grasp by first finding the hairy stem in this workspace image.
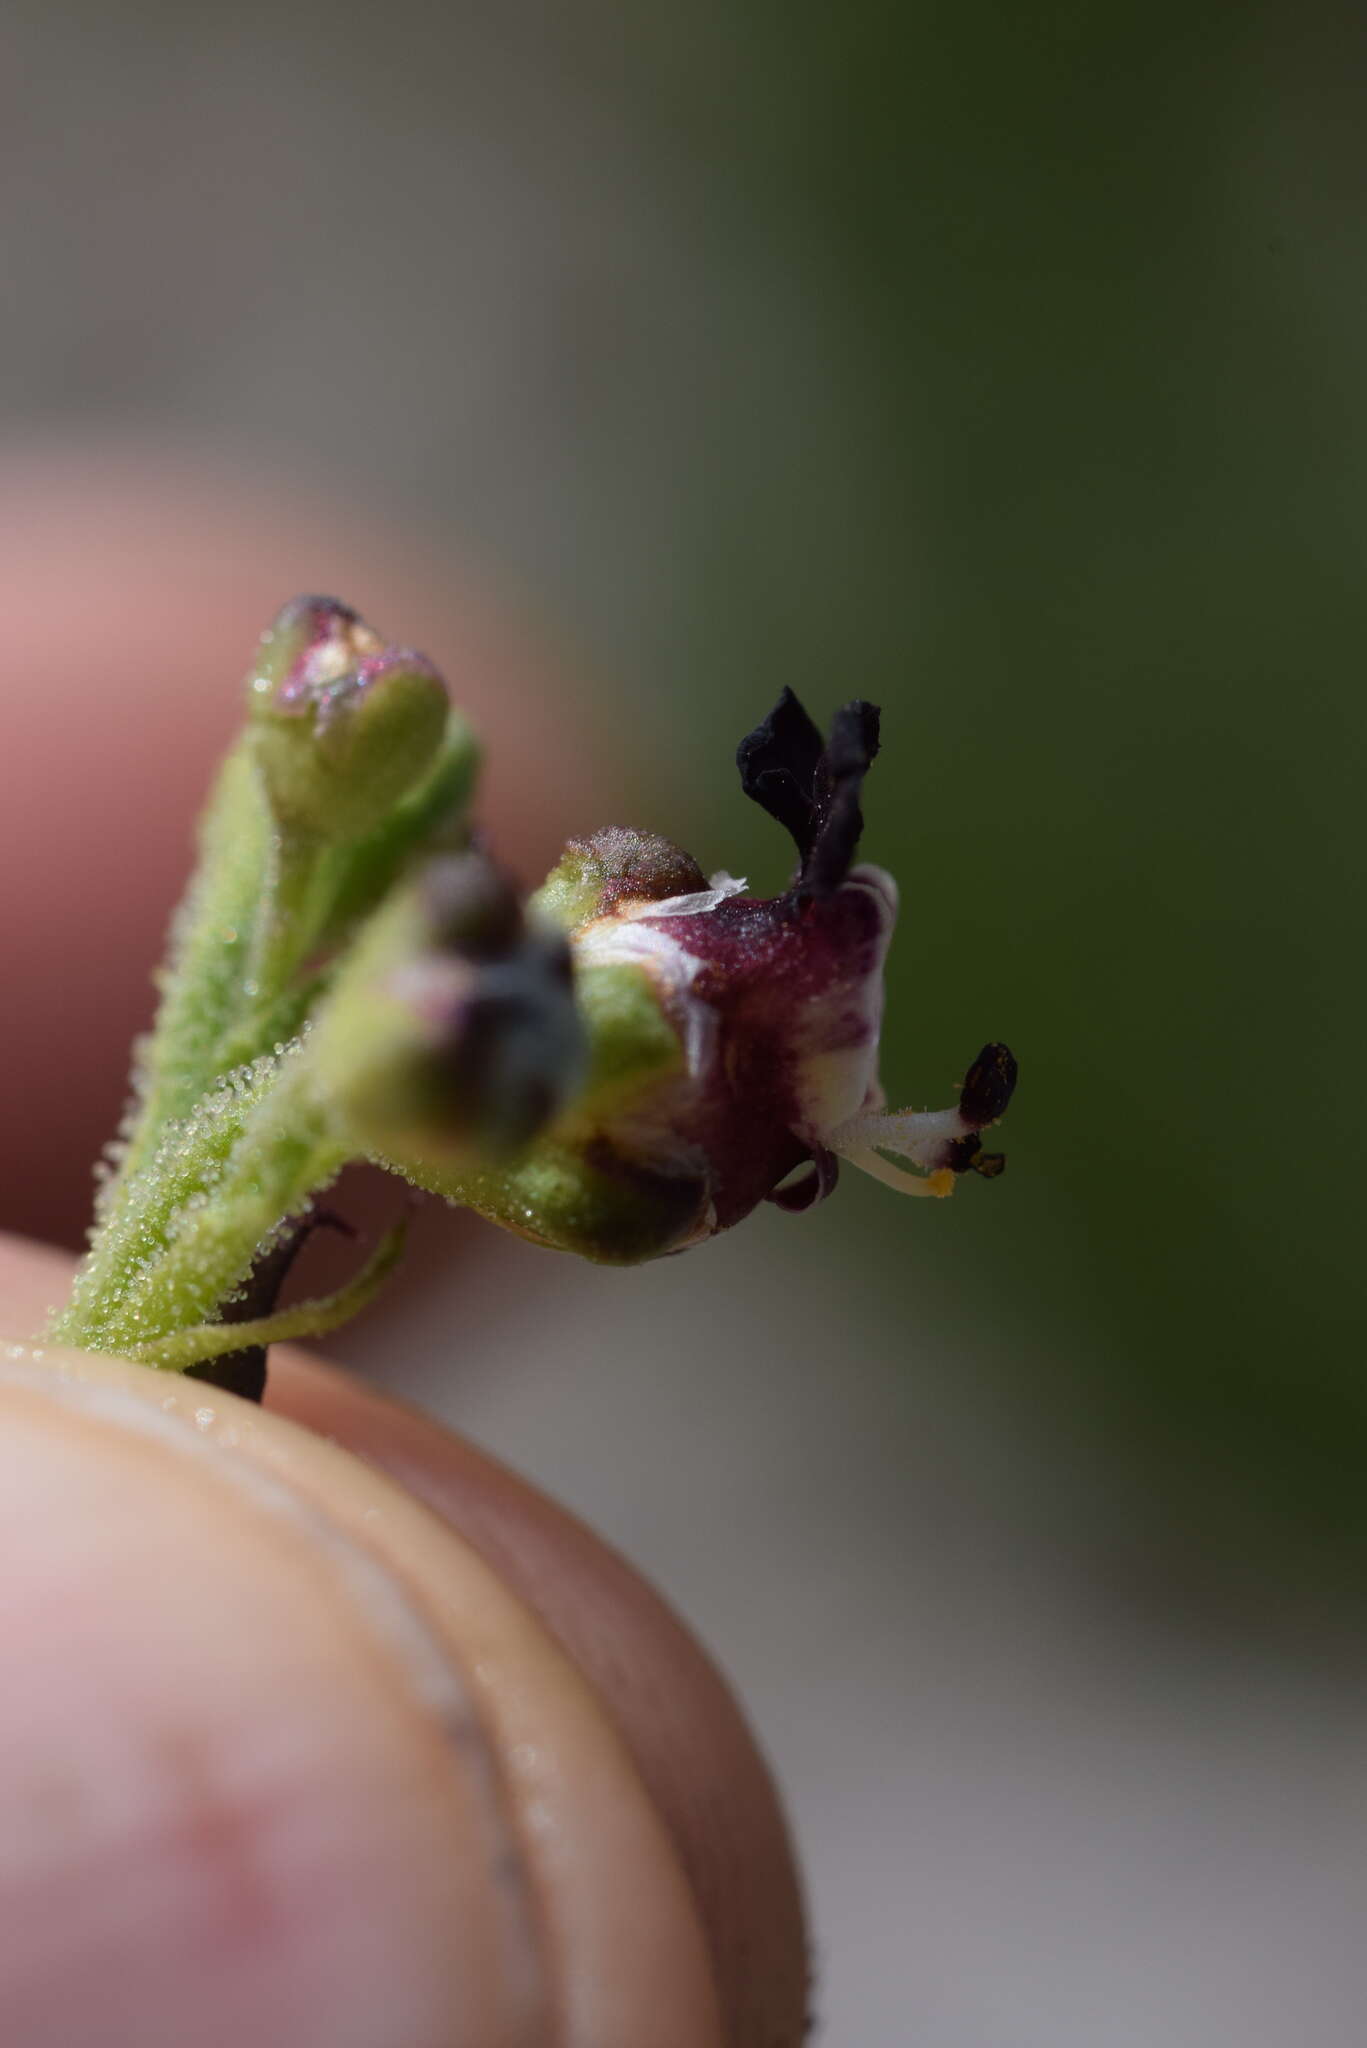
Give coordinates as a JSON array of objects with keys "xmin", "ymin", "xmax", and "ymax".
[
  {"xmin": 102, "ymin": 743, "xmax": 273, "ymax": 1206},
  {"xmin": 54, "ymin": 1051, "xmax": 288, "ymax": 1348},
  {"xmin": 57, "ymin": 1044, "xmax": 350, "ymax": 1359},
  {"xmin": 126, "ymin": 1220, "xmax": 408, "ymax": 1371}
]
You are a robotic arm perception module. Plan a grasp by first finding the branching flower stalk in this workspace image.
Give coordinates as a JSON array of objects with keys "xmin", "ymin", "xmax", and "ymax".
[{"xmin": 48, "ymin": 596, "xmax": 1016, "ymax": 1398}]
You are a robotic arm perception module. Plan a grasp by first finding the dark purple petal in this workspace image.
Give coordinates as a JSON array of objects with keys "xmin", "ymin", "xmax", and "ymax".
[
  {"xmin": 736, "ymin": 688, "xmax": 826, "ymax": 854},
  {"xmin": 736, "ymin": 688, "xmax": 882, "ymax": 894},
  {"xmin": 766, "ymin": 1146, "xmax": 841, "ymax": 1212},
  {"xmin": 803, "ymin": 699, "xmax": 881, "ymax": 896}
]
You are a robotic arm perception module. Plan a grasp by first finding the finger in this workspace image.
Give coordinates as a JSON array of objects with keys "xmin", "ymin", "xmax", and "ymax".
[
  {"xmin": 0, "ymin": 1338, "xmax": 723, "ymax": 2048},
  {"xmin": 2, "ymin": 1235, "xmax": 811, "ymax": 2042},
  {"xmin": 268, "ymin": 1350, "xmax": 809, "ymax": 2048},
  {"xmin": 0, "ymin": 1235, "xmax": 809, "ymax": 2046}
]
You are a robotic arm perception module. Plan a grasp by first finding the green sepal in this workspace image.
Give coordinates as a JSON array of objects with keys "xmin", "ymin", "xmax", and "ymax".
[
  {"xmin": 124, "ymin": 1219, "xmax": 408, "ymax": 1373},
  {"xmin": 384, "ymin": 1135, "xmax": 709, "ymax": 1265},
  {"xmin": 564, "ymin": 959, "xmax": 684, "ymax": 1119},
  {"xmin": 313, "ymin": 715, "xmax": 479, "ymax": 949}
]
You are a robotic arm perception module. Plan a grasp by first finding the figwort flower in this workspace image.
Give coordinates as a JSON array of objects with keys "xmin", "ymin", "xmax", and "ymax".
[{"xmin": 433, "ymin": 690, "xmax": 1017, "ymax": 1262}]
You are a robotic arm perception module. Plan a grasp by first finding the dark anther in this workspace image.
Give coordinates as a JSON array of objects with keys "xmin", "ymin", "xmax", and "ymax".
[
  {"xmin": 945, "ymin": 1134, "xmax": 984, "ymax": 1174},
  {"xmin": 972, "ymin": 1152, "xmax": 1007, "ymax": 1179},
  {"xmin": 736, "ymin": 688, "xmax": 881, "ymax": 895},
  {"xmin": 959, "ymin": 1043, "xmax": 1018, "ymax": 1128}
]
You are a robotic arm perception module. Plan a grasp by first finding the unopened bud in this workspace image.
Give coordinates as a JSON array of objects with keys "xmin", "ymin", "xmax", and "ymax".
[
  {"xmin": 530, "ymin": 827, "xmax": 710, "ymax": 930},
  {"xmin": 313, "ymin": 853, "xmax": 584, "ymax": 1167},
  {"xmin": 247, "ymin": 594, "xmax": 449, "ymax": 842}
]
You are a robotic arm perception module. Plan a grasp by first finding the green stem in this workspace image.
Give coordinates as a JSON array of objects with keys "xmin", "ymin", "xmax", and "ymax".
[
  {"xmin": 53, "ymin": 1051, "xmax": 287, "ymax": 1348},
  {"xmin": 60, "ymin": 1046, "xmax": 350, "ymax": 1358},
  {"xmin": 56, "ymin": 713, "xmax": 479, "ymax": 1362},
  {"xmin": 124, "ymin": 1220, "xmax": 408, "ymax": 1371},
  {"xmin": 101, "ymin": 743, "xmax": 273, "ymax": 1205}
]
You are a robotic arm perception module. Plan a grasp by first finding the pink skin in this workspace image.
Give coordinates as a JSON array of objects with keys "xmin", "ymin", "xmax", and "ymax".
[{"xmin": 0, "ymin": 1236, "xmax": 808, "ymax": 2048}]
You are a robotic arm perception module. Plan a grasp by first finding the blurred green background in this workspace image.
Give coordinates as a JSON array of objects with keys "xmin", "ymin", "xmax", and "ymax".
[
  {"xmin": 3, "ymin": 4, "xmax": 1365, "ymax": 2038},
  {"xmin": 680, "ymin": 2, "xmax": 1367, "ymax": 1597},
  {"xmin": 558, "ymin": 0, "xmax": 1367, "ymax": 1598}
]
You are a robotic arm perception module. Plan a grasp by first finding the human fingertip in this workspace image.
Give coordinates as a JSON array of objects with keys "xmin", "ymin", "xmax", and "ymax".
[{"xmin": 0, "ymin": 1345, "xmax": 727, "ymax": 2046}]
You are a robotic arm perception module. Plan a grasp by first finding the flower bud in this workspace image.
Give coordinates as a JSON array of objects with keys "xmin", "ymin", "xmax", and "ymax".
[
  {"xmin": 530, "ymin": 827, "xmax": 711, "ymax": 930},
  {"xmin": 312, "ymin": 852, "xmax": 584, "ymax": 1166},
  {"xmin": 246, "ymin": 594, "xmax": 450, "ymax": 842}
]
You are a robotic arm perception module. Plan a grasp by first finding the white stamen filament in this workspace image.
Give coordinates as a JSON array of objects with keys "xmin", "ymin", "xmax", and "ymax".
[{"xmin": 825, "ymin": 1103, "xmax": 973, "ymax": 1198}]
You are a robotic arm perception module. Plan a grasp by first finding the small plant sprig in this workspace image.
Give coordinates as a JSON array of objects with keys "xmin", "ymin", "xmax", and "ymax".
[{"xmin": 48, "ymin": 596, "xmax": 1016, "ymax": 1398}]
